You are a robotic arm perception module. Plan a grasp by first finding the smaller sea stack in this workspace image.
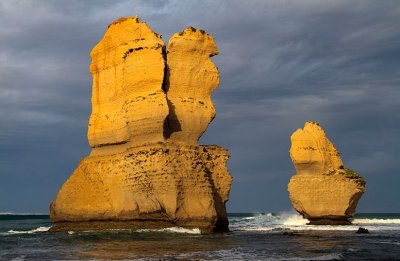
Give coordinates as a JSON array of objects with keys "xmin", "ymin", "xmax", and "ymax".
[{"xmin": 288, "ymin": 122, "xmax": 366, "ymax": 225}]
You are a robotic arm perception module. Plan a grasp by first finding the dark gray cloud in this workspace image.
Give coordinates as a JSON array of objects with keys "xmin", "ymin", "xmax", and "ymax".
[{"xmin": 0, "ymin": 0, "xmax": 399, "ymax": 213}]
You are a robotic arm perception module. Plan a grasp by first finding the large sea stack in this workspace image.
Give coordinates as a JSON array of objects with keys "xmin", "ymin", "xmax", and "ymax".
[
  {"xmin": 288, "ymin": 122, "xmax": 365, "ymax": 225},
  {"xmin": 50, "ymin": 17, "xmax": 232, "ymax": 233}
]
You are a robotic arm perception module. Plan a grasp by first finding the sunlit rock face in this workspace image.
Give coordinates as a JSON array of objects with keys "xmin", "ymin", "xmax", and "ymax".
[
  {"xmin": 288, "ymin": 122, "xmax": 365, "ymax": 225},
  {"xmin": 165, "ymin": 27, "xmax": 220, "ymax": 144},
  {"xmin": 289, "ymin": 122, "xmax": 344, "ymax": 176},
  {"xmin": 88, "ymin": 17, "xmax": 168, "ymax": 150},
  {"xmin": 50, "ymin": 17, "xmax": 232, "ymax": 233}
]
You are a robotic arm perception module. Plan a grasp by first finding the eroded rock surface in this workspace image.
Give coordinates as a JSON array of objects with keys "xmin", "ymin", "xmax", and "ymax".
[
  {"xmin": 88, "ymin": 17, "xmax": 168, "ymax": 150},
  {"xmin": 288, "ymin": 122, "xmax": 365, "ymax": 224},
  {"xmin": 50, "ymin": 17, "xmax": 231, "ymax": 233},
  {"xmin": 165, "ymin": 27, "xmax": 220, "ymax": 144},
  {"xmin": 51, "ymin": 143, "xmax": 231, "ymax": 232},
  {"xmin": 289, "ymin": 122, "xmax": 343, "ymax": 175}
]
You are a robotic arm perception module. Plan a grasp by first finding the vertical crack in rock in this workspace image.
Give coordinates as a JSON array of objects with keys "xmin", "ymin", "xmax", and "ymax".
[
  {"xmin": 288, "ymin": 122, "xmax": 366, "ymax": 225},
  {"xmin": 161, "ymin": 46, "xmax": 169, "ymax": 93},
  {"xmin": 161, "ymin": 46, "xmax": 172, "ymax": 139},
  {"xmin": 50, "ymin": 17, "xmax": 232, "ymax": 233}
]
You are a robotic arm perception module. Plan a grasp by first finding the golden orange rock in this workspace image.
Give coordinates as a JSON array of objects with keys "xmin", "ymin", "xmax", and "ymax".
[
  {"xmin": 290, "ymin": 122, "xmax": 343, "ymax": 175},
  {"xmin": 88, "ymin": 17, "xmax": 168, "ymax": 151},
  {"xmin": 50, "ymin": 17, "xmax": 232, "ymax": 233},
  {"xmin": 288, "ymin": 122, "xmax": 365, "ymax": 224},
  {"xmin": 50, "ymin": 143, "xmax": 231, "ymax": 231},
  {"xmin": 165, "ymin": 27, "xmax": 219, "ymax": 144}
]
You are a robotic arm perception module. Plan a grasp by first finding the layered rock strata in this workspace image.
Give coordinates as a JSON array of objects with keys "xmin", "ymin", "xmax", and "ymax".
[
  {"xmin": 88, "ymin": 17, "xmax": 168, "ymax": 150},
  {"xmin": 288, "ymin": 122, "xmax": 365, "ymax": 225},
  {"xmin": 165, "ymin": 27, "xmax": 219, "ymax": 144},
  {"xmin": 50, "ymin": 17, "xmax": 232, "ymax": 233}
]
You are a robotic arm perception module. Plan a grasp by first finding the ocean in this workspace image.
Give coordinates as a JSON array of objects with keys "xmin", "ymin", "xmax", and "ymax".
[{"xmin": 0, "ymin": 212, "xmax": 399, "ymax": 260}]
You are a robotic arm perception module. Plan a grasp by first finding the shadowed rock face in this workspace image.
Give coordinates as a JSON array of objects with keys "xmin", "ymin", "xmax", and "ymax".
[
  {"xmin": 50, "ymin": 17, "xmax": 232, "ymax": 233},
  {"xmin": 288, "ymin": 122, "xmax": 365, "ymax": 225}
]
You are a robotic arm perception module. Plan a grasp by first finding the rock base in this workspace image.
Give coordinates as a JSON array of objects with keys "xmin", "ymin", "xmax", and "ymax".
[
  {"xmin": 307, "ymin": 218, "xmax": 352, "ymax": 225},
  {"xmin": 50, "ymin": 143, "xmax": 232, "ymax": 234},
  {"xmin": 48, "ymin": 220, "xmax": 219, "ymax": 234},
  {"xmin": 288, "ymin": 173, "xmax": 365, "ymax": 224}
]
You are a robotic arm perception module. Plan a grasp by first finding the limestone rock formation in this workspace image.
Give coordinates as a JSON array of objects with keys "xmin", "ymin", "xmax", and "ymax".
[
  {"xmin": 88, "ymin": 17, "xmax": 168, "ymax": 150},
  {"xmin": 165, "ymin": 27, "xmax": 219, "ymax": 144},
  {"xmin": 288, "ymin": 122, "xmax": 365, "ymax": 224},
  {"xmin": 50, "ymin": 17, "xmax": 232, "ymax": 233},
  {"xmin": 51, "ymin": 144, "xmax": 230, "ymax": 231},
  {"xmin": 289, "ymin": 122, "xmax": 343, "ymax": 176}
]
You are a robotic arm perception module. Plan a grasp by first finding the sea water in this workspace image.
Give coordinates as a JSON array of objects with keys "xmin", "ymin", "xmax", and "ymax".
[{"xmin": 1, "ymin": 213, "xmax": 399, "ymax": 260}]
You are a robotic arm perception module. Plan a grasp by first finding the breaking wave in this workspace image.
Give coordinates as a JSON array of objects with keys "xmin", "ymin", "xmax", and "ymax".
[
  {"xmin": 7, "ymin": 226, "xmax": 51, "ymax": 234},
  {"xmin": 229, "ymin": 212, "xmax": 400, "ymax": 232},
  {"xmin": 0, "ymin": 212, "xmax": 48, "ymax": 215},
  {"xmin": 353, "ymin": 218, "xmax": 400, "ymax": 224},
  {"xmin": 2, "ymin": 213, "xmax": 400, "ymax": 237},
  {"xmin": 137, "ymin": 227, "xmax": 201, "ymax": 234},
  {"xmin": 280, "ymin": 212, "xmax": 309, "ymax": 226},
  {"xmin": 3, "ymin": 226, "xmax": 200, "ymax": 236}
]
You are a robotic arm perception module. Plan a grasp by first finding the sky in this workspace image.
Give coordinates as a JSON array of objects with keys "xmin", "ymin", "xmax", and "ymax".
[{"xmin": 0, "ymin": 0, "xmax": 399, "ymax": 213}]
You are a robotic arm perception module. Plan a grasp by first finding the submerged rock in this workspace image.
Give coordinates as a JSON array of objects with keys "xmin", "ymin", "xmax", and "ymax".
[
  {"xmin": 356, "ymin": 227, "xmax": 369, "ymax": 234},
  {"xmin": 288, "ymin": 122, "xmax": 365, "ymax": 225},
  {"xmin": 50, "ymin": 17, "xmax": 232, "ymax": 233}
]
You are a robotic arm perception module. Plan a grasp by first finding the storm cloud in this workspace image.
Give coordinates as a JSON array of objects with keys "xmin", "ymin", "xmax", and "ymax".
[{"xmin": 0, "ymin": 0, "xmax": 399, "ymax": 213}]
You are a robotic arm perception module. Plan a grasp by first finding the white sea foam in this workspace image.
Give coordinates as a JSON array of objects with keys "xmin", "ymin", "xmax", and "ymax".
[
  {"xmin": 234, "ymin": 227, "xmax": 275, "ymax": 232},
  {"xmin": 242, "ymin": 216, "xmax": 256, "ymax": 220},
  {"xmin": 0, "ymin": 212, "xmax": 48, "ymax": 215},
  {"xmin": 159, "ymin": 227, "xmax": 201, "ymax": 234},
  {"xmin": 231, "ymin": 212, "xmax": 305, "ymax": 231},
  {"xmin": 286, "ymin": 225, "xmax": 356, "ymax": 231},
  {"xmin": 230, "ymin": 212, "xmax": 400, "ymax": 232},
  {"xmin": 353, "ymin": 218, "xmax": 400, "ymax": 224},
  {"xmin": 280, "ymin": 213, "xmax": 308, "ymax": 226},
  {"xmin": 137, "ymin": 227, "xmax": 201, "ymax": 234},
  {"xmin": 7, "ymin": 226, "xmax": 51, "ymax": 234},
  {"xmin": 66, "ymin": 227, "xmax": 201, "ymax": 235}
]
